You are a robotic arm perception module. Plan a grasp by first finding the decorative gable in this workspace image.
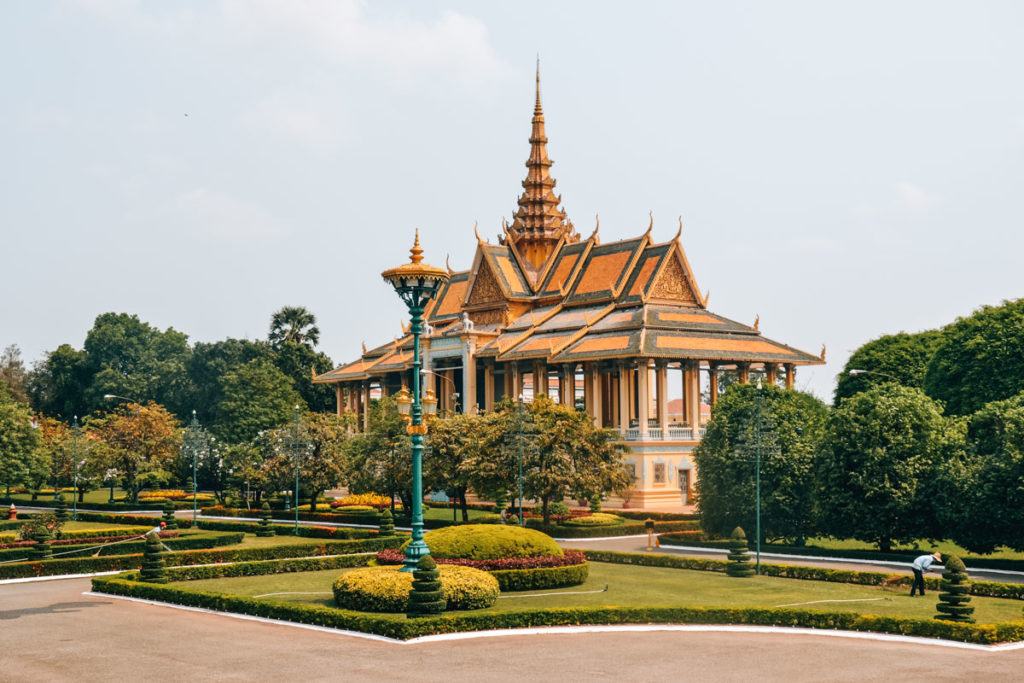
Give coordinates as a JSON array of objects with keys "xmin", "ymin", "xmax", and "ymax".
[
  {"xmin": 648, "ymin": 252, "xmax": 701, "ymax": 306},
  {"xmin": 467, "ymin": 260, "xmax": 505, "ymax": 306}
]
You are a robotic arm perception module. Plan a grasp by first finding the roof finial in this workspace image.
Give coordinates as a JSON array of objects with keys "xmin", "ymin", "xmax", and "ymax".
[
  {"xmin": 445, "ymin": 254, "xmax": 455, "ymax": 275},
  {"xmin": 646, "ymin": 211, "xmax": 654, "ymax": 236},
  {"xmin": 474, "ymin": 220, "xmax": 485, "ymax": 245},
  {"xmin": 590, "ymin": 214, "xmax": 600, "ymax": 242},
  {"xmin": 535, "ymin": 54, "xmax": 541, "ymax": 114},
  {"xmin": 409, "ymin": 229, "xmax": 424, "ymax": 264},
  {"xmin": 674, "ymin": 216, "xmax": 683, "ymax": 242},
  {"xmin": 753, "ymin": 314, "xmax": 760, "ymax": 331}
]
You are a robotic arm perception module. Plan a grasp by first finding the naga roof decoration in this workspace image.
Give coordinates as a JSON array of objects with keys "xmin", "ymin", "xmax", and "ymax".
[{"xmin": 314, "ymin": 70, "xmax": 823, "ymax": 386}]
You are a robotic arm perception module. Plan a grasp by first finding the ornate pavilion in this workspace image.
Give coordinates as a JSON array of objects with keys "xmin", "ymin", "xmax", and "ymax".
[{"xmin": 314, "ymin": 73, "xmax": 824, "ymax": 509}]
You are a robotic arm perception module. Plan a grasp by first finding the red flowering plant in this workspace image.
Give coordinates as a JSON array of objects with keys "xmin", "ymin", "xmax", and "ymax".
[
  {"xmin": 16, "ymin": 512, "xmax": 63, "ymax": 541},
  {"xmin": 375, "ymin": 548, "xmax": 585, "ymax": 571}
]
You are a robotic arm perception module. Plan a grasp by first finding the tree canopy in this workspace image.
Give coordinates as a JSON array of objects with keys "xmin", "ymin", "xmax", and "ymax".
[
  {"xmin": 923, "ymin": 298, "xmax": 1024, "ymax": 415},
  {"xmin": 213, "ymin": 359, "xmax": 305, "ymax": 445},
  {"xmin": 834, "ymin": 330, "xmax": 943, "ymax": 403},
  {"xmin": 0, "ymin": 385, "xmax": 44, "ymax": 496},
  {"xmin": 269, "ymin": 306, "xmax": 320, "ymax": 350},
  {"xmin": 694, "ymin": 383, "xmax": 827, "ymax": 544}
]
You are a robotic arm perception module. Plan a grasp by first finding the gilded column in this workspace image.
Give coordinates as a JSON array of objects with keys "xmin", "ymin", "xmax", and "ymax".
[
  {"xmin": 590, "ymin": 364, "xmax": 603, "ymax": 427},
  {"xmin": 463, "ymin": 341, "xmax": 477, "ymax": 414},
  {"xmin": 765, "ymin": 363, "xmax": 777, "ymax": 386},
  {"xmin": 335, "ymin": 385, "xmax": 343, "ymax": 417},
  {"xmin": 686, "ymin": 361, "xmax": 701, "ymax": 429},
  {"xmin": 708, "ymin": 363, "xmax": 719, "ymax": 408},
  {"xmin": 785, "ymin": 363, "xmax": 796, "ymax": 390},
  {"xmin": 362, "ymin": 381, "xmax": 371, "ymax": 432},
  {"xmin": 483, "ymin": 363, "xmax": 495, "ymax": 411},
  {"xmin": 618, "ymin": 364, "xmax": 630, "ymax": 430},
  {"xmin": 737, "ymin": 362, "xmax": 750, "ymax": 384}
]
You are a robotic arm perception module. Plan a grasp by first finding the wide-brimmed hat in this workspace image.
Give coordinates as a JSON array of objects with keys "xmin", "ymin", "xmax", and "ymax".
[{"xmin": 931, "ymin": 551, "xmax": 942, "ymax": 561}]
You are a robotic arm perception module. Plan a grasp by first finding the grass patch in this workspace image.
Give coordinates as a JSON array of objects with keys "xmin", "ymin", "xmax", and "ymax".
[{"xmin": 172, "ymin": 561, "xmax": 1024, "ymax": 624}]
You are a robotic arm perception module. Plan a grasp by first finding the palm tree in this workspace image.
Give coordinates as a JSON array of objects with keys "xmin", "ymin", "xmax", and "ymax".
[{"xmin": 269, "ymin": 306, "xmax": 320, "ymax": 349}]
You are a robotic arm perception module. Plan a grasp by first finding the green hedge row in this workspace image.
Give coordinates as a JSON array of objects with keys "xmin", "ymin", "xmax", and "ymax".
[
  {"xmin": 583, "ymin": 550, "xmax": 1024, "ymax": 601},
  {"xmin": 162, "ymin": 553, "xmax": 374, "ymax": 581},
  {"xmin": 75, "ymin": 512, "xmax": 194, "ymax": 528},
  {"xmin": 193, "ymin": 519, "xmax": 377, "ymax": 539},
  {"xmin": 89, "ymin": 573, "xmax": 1024, "ymax": 644},
  {"xmin": 490, "ymin": 563, "xmax": 589, "ymax": 591},
  {"xmin": 0, "ymin": 531, "xmax": 242, "ymax": 562},
  {"xmin": 528, "ymin": 520, "xmax": 698, "ymax": 538},
  {"xmin": 0, "ymin": 535, "xmax": 403, "ymax": 580},
  {"xmin": 657, "ymin": 533, "xmax": 1024, "ymax": 574},
  {"xmin": 5, "ymin": 496, "xmax": 185, "ymax": 512},
  {"xmin": 202, "ymin": 507, "xmax": 380, "ymax": 526}
]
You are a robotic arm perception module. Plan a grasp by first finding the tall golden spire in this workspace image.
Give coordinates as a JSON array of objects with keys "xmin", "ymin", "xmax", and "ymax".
[{"xmin": 507, "ymin": 60, "xmax": 577, "ymax": 274}]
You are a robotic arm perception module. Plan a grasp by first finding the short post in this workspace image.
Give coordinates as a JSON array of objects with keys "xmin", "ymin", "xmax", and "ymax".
[
  {"xmin": 8, "ymin": 504, "xmax": 16, "ymax": 521},
  {"xmin": 645, "ymin": 518, "xmax": 655, "ymax": 551}
]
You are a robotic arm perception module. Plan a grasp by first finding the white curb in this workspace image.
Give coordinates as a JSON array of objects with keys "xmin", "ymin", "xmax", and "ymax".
[{"xmin": 79, "ymin": 591, "xmax": 1024, "ymax": 651}]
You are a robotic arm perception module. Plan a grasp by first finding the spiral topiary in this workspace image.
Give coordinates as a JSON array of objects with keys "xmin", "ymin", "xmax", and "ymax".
[
  {"xmin": 378, "ymin": 509, "xmax": 395, "ymax": 537},
  {"xmin": 255, "ymin": 501, "xmax": 275, "ymax": 537},
  {"xmin": 185, "ymin": 477, "xmax": 195, "ymax": 495},
  {"xmin": 407, "ymin": 555, "xmax": 445, "ymax": 618},
  {"xmin": 54, "ymin": 493, "xmax": 69, "ymax": 523},
  {"xmin": 140, "ymin": 531, "xmax": 168, "ymax": 583},
  {"xmin": 934, "ymin": 555, "xmax": 974, "ymax": 623},
  {"xmin": 30, "ymin": 524, "xmax": 53, "ymax": 560},
  {"xmin": 726, "ymin": 526, "xmax": 755, "ymax": 577},
  {"xmin": 161, "ymin": 500, "xmax": 178, "ymax": 530}
]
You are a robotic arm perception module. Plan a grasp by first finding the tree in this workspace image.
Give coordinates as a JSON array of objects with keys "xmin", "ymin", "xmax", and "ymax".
[
  {"xmin": 268, "ymin": 306, "xmax": 320, "ymax": 350},
  {"xmin": 272, "ymin": 342, "xmax": 335, "ymax": 413},
  {"xmin": 86, "ymin": 402, "xmax": 181, "ymax": 503},
  {"xmin": 0, "ymin": 344, "xmax": 29, "ymax": 403},
  {"xmin": 27, "ymin": 344, "xmax": 88, "ymax": 419},
  {"xmin": 924, "ymin": 298, "xmax": 1024, "ymax": 415},
  {"xmin": 0, "ymin": 385, "xmax": 44, "ymax": 500},
  {"xmin": 834, "ymin": 330, "xmax": 943, "ymax": 403},
  {"xmin": 185, "ymin": 338, "xmax": 273, "ymax": 427},
  {"xmin": 950, "ymin": 392, "xmax": 1024, "ymax": 553},
  {"xmin": 424, "ymin": 412, "xmax": 488, "ymax": 521},
  {"xmin": 213, "ymin": 359, "xmax": 305, "ymax": 444},
  {"xmin": 469, "ymin": 396, "xmax": 632, "ymax": 525},
  {"xmin": 345, "ymin": 396, "xmax": 412, "ymax": 510},
  {"xmin": 694, "ymin": 384, "xmax": 827, "ymax": 544},
  {"xmin": 815, "ymin": 385, "xmax": 956, "ymax": 551},
  {"xmin": 276, "ymin": 412, "xmax": 351, "ymax": 511}
]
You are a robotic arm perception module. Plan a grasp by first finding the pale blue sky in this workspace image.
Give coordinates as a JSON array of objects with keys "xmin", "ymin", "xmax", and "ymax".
[{"xmin": 2, "ymin": 1, "xmax": 1022, "ymax": 402}]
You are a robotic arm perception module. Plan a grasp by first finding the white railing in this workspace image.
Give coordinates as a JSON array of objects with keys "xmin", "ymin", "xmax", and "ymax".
[{"xmin": 617, "ymin": 426, "xmax": 704, "ymax": 442}]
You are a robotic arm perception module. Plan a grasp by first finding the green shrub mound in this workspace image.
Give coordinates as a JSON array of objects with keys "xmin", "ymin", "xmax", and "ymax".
[
  {"xmin": 333, "ymin": 563, "xmax": 499, "ymax": 613},
  {"xmin": 402, "ymin": 524, "xmax": 563, "ymax": 561},
  {"xmin": 408, "ymin": 555, "xmax": 445, "ymax": 618},
  {"xmin": 378, "ymin": 509, "xmax": 395, "ymax": 537},
  {"xmin": 726, "ymin": 527, "xmax": 755, "ymax": 578},
  {"xmin": 29, "ymin": 525, "xmax": 53, "ymax": 560},
  {"xmin": 162, "ymin": 501, "xmax": 178, "ymax": 530},
  {"xmin": 561, "ymin": 513, "xmax": 624, "ymax": 527},
  {"xmin": 54, "ymin": 494, "xmax": 69, "ymax": 523},
  {"xmin": 935, "ymin": 555, "xmax": 974, "ymax": 623}
]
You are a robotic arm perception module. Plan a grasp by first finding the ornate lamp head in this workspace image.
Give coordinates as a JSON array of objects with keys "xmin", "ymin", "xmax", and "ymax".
[
  {"xmin": 395, "ymin": 386, "xmax": 412, "ymax": 421},
  {"xmin": 422, "ymin": 389, "xmax": 438, "ymax": 417},
  {"xmin": 381, "ymin": 230, "xmax": 450, "ymax": 310}
]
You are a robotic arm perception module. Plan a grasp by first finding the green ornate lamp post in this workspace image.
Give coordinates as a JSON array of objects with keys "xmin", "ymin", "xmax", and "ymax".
[
  {"xmin": 755, "ymin": 378, "xmax": 763, "ymax": 575},
  {"xmin": 382, "ymin": 231, "xmax": 449, "ymax": 572},
  {"xmin": 293, "ymin": 405, "xmax": 302, "ymax": 533},
  {"xmin": 188, "ymin": 410, "xmax": 201, "ymax": 523},
  {"xmin": 71, "ymin": 416, "xmax": 81, "ymax": 521}
]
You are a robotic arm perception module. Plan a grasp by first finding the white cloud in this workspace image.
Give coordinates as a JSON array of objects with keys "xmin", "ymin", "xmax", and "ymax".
[
  {"xmin": 897, "ymin": 181, "xmax": 935, "ymax": 215},
  {"xmin": 241, "ymin": 97, "xmax": 342, "ymax": 151},
  {"xmin": 221, "ymin": 0, "xmax": 512, "ymax": 86},
  {"xmin": 176, "ymin": 188, "xmax": 288, "ymax": 241}
]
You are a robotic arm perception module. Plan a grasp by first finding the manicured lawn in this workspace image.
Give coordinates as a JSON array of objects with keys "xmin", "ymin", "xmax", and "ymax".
[
  {"xmin": 226, "ymin": 534, "xmax": 352, "ymax": 549},
  {"xmin": 796, "ymin": 537, "xmax": 1024, "ymax": 561},
  {"xmin": 178, "ymin": 561, "xmax": 1024, "ymax": 624},
  {"xmin": 422, "ymin": 507, "xmax": 494, "ymax": 523}
]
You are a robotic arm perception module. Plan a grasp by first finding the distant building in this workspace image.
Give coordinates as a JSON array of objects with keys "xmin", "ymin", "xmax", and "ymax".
[{"xmin": 315, "ymin": 69, "xmax": 823, "ymax": 509}]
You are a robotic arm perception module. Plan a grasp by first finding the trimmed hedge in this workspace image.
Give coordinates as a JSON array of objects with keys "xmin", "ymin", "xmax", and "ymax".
[
  {"xmin": 0, "ymin": 530, "xmax": 179, "ymax": 551},
  {"xmin": 202, "ymin": 506, "xmax": 380, "ymax": 526},
  {"xmin": 490, "ymin": 562, "xmax": 589, "ymax": 592},
  {"xmin": 75, "ymin": 512, "xmax": 194, "ymax": 529},
  {"xmin": 0, "ymin": 531, "xmax": 240, "ymax": 562},
  {"xmin": 561, "ymin": 514, "xmax": 625, "ymax": 527},
  {"xmin": 163, "ymin": 553, "xmax": 374, "ymax": 581},
  {"xmin": 0, "ymin": 535, "xmax": 404, "ymax": 580},
  {"xmin": 90, "ymin": 573, "xmax": 1024, "ymax": 644},
  {"xmin": 582, "ymin": 550, "xmax": 1024, "ymax": 601},
  {"xmin": 402, "ymin": 525, "xmax": 563, "ymax": 561},
  {"xmin": 532, "ymin": 519, "xmax": 697, "ymax": 538},
  {"xmin": 7, "ymin": 496, "xmax": 186, "ymax": 512},
  {"xmin": 333, "ymin": 564, "xmax": 498, "ymax": 613},
  {"xmin": 193, "ymin": 519, "xmax": 378, "ymax": 540}
]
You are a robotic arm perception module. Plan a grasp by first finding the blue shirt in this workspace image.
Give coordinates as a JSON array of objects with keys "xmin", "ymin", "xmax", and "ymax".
[{"xmin": 912, "ymin": 555, "xmax": 937, "ymax": 572}]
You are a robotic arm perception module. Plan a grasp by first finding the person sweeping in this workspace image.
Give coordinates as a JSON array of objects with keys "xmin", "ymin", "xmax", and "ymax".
[{"xmin": 910, "ymin": 551, "xmax": 942, "ymax": 596}]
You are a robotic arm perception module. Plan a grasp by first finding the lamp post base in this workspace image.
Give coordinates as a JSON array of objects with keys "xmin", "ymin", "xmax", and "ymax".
[{"xmin": 401, "ymin": 539, "xmax": 430, "ymax": 572}]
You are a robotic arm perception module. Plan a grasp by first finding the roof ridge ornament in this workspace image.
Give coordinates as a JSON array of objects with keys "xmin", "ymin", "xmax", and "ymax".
[
  {"xmin": 820, "ymin": 344, "xmax": 827, "ymax": 361},
  {"xmin": 361, "ymin": 341, "xmax": 367, "ymax": 355},
  {"xmin": 753, "ymin": 314, "xmax": 759, "ymax": 331},
  {"xmin": 445, "ymin": 254, "xmax": 455, "ymax": 275},
  {"xmin": 590, "ymin": 214, "xmax": 600, "ymax": 243},
  {"xmin": 674, "ymin": 216, "xmax": 683, "ymax": 242},
  {"xmin": 474, "ymin": 221, "xmax": 485, "ymax": 245},
  {"xmin": 646, "ymin": 211, "xmax": 653, "ymax": 237}
]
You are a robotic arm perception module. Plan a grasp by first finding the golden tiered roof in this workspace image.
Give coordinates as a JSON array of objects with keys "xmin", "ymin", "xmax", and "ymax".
[{"xmin": 314, "ymin": 72, "xmax": 823, "ymax": 386}]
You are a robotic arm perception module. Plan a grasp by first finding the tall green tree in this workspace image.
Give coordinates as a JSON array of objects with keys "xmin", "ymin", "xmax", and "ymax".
[
  {"xmin": 268, "ymin": 306, "xmax": 320, "ymax": 350},
  {"xmin": 425, "ymin": 412, "xmax": 488, "ymax": 521},
  {"xmin": 266, "ymin": 412, "xmax": 351, "ymax": 510},
  {"xmin": 0, "ymin": 344, "xmax": 29, "ymax": 403},
  {"xmin": 213, "ymin": 359, "xmax": 305, "ymax": 444},
  {"xmin": 834, "ymin": 330, "xmax": 943, "ymax": 403},
  {"xmin": 185, "ymin": 338, "xmax": 272, "ymax": 427},
  {"xmin": 344, "ymin": 396, "xmax": 412, "ymax": 510},
  {"xmin": 924, "ymin": 298, "xmax": 1024, "ymax": 415},
  {"xmin": 0, "ymin": 385, "xmax": 44, "ymax": 499},
  {"xmin": 468, "ymin": 397, "xmax": 631, "ymax": 525},
  {"xmin": 694, "ymin": 383, "xmax": 827, "ymax": 544},
  {"xmin": 272, "ymin": 341, "xmax": 335, "ymax": 413},
  {"xmin": 27, "ymin": 343, "xmax": 89, "ymax": 419},
  {"xmin": 951, "ymin": 392, "xmax": 1024, "ymax": 553},
  {"xmin": 815, "ymin": 384, "xmax": 956, "ymax": 551}
]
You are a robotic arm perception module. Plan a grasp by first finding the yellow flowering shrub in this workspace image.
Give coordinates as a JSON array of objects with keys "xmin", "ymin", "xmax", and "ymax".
[
  {"xmin": 561, "ymin": 513, "xmax": 625, "ymax": 527},
  {"xmin": 401, "ymin": 524, "xmax": 563, "ymax": 560},
  {"xmin": 333, "ymin": 493, "xmax": 392, "ymax": 508},
  {"xmin": 332, "ymin": 564, "xmax": 499, "ymax": 612}
]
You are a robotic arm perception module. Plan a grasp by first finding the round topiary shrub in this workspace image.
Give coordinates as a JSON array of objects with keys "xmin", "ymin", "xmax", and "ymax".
[
  {"xmin": 255, "ymin": 502, "xmax": 275, "ymax": 537},
  {"xmin": 726, "ymin": 527, "xmax": 755, "ymax": 578},
  {"xmin": 401, "ymin": 524, "xmax": 563, "ymax": 561},
  {"xmin": 935, "ymin": 555, "xmax": 974, "ymax": 623},
  {"xmin": 332, "ymin": 564, "xmax": 499, "ymax": 613},
  {"xmin": 377, "ymin": 509, "xmax": 395, "ymax": 537},
  {"xmin": 561, "ymin": 513, "xmax": 625, "ymax": 527},
  {"xmin": 548, "ymin": 501, "xmax": 571, "ymax": 516},
  {"xmin": 408, "ymin": 555, "xmax": 445, "ymax": 618}
]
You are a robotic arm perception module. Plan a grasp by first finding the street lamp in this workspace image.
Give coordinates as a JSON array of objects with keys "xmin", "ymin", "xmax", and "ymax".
[
  {"xmin": 755, "ymin": 379, "xmax": 763, "ymax": 576},
  {"xmin": 188, "ymin": 410, "xmax": 201, "ymax": 523},
  {"xmin": 71, "ymin": 416, "xmax": 81, "ymax": 521},
  {"xmin": 517, "ymin": 394, "xmax": 525, "ymax": 527},
  {"xmin": 103, "ymin": 394, "xmax": 141, "ymax": 405},
  {"xmin": 382, "ymin": 231, "xmax": 449, "ymax": 572},
  {"xmin": 293, "ymin": 405, "xmax": 302, "ymax": 533},
  {"xmin": 847, "ymin": 368, "xmax": 900, "ymax": 381},
  {"xmin": 421, "ymin": 368, "xmax": 461, "ymax": 413}
]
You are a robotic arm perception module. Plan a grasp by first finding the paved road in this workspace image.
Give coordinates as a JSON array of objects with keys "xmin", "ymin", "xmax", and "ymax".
[{"xmin": 2, "ymin": 577, "xmax": 1023, "ymax": 681}]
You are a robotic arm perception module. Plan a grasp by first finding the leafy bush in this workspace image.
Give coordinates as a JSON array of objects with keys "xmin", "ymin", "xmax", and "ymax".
[
  {"xmin": 141, "ymin": 532, "xmax": 168, "ymax": 583},
  {"xmin": 726, "ymin": 527, "xmax": 755, "ymax": 578},
  {"xmin": 256, "ymin": 502, "xmax": 274, "ymax": 537},
  {"xmin": 548, "ymin": 502, "xmax": 571, "ymax": 516},
  {"xmin": 561, "ymin": 514, "xmax": 624, "ymax": 527},
  {"xmin": 401, "ymin": 524, "xmax": 563, "ymax": 561},
  {"xmin": 16, "ymin": 513, "xmax": 63, "ymax": 542},
  {"xmin": 331, "ymin": 493, "xmax": 393, "ymax": 509},
  {"xmin": 331, "ymin": 505, "xmax": 375, "ymax": 512},
  {"xmin": 378, "ymin": 509, "xmax": 394, "ymax": 537},
  {"xmin": 332, "ymin": 564, "xmax": 498, "ymax": 613},
  {"xmin": 490, "ymin": 562, "xmax": 589, "ymax": 591}
]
